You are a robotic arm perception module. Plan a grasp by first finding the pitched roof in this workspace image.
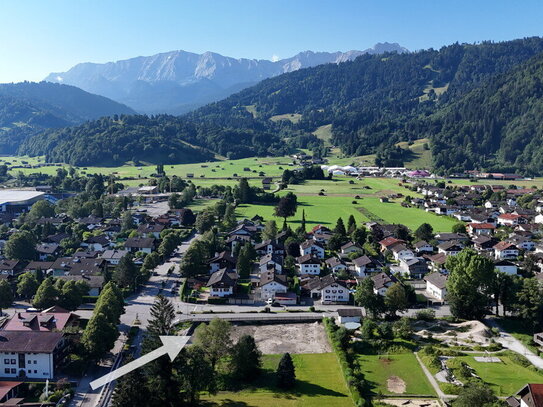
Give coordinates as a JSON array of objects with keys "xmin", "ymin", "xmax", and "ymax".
[
  {"xmin": 414, "ymin": 240, "xmax": 431, "ymax": 249},
  {"xmin": 207, "ymin": 269, "xmax": 238, "ymax": 287},
  {"xmin": 353, "ymin": 255, "xmax": 372, "ymax": 267},
  {"xmin": 424, "ymin": 272, "xmax": 448, "ymax": 289},
  {"xmin": 57, "ymin": 274, "xmax": 104, "ymax": 288},
  {"xmin": 379, "ymin": 237, "xmax": 404, "ymax": 248},
  {"xmin": 124, "ymin": 237, "xmax": 155, "ymax": 248},
  {"xmin": 300, "ymin": 240, "xmax": 323, "ymax": 250},
  {"xmin": 2, "ymin": 311, "xmax": 77, "ymax": 332},
  {"xmin": 0, "ymin": 331, "xmax": 63, "ymax": 353},
  {"xmin": 337, "ymin": 308, "xmax": 363, "ymax": 317},
  {"xmin": 468, "ymin": 223, "xmax": 496, "ymax": 229},
  {"xmin": 493, "ymin": 241, "xmax": 517, "ymax": 251},
  {"xmin": 371, "ymin": 272, "xmax": 398, "ymax": 290},
  {"xmin": 260, "ymin": 271, "xmax": 287, "ymax": 286},
  {"xmin": 296, "ymin": 254, "xmax": 321, "ymax": 265}
]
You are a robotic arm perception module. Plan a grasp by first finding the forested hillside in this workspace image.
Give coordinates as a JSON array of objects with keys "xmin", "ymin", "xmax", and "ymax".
[
  {"xmin": 18, "ymin": 114, "xmax": 317, "ymax": 166},
  {"xmin": 0, "ymin": 82, "xmax": 135, "ymax": 153}
]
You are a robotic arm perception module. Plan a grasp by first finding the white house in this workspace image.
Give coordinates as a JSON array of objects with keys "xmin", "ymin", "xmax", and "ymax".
[
  {"xmin": 325, "ymin": 257, "xmax": 347, "ymax": 273},
  {"xmin": 336, "ymin": 308, "xmax": 363, "ymax": 325},
  {"xmin": 100, "ymin": 249, "xmax": 129, "ymax": 266},
  {"xmin": 207, "ymin": 269, "xmax": 238, "ymax": 297},
  {"xmin": 0, "ymin": 331, "xmax": 64, "ymax": 379},
  {"xmin": 340, "ymin": 242, "xmax": 363, "ymax": 255},
  {"xmin": 371, "ymin": 272, "xmax": 398, "ymax": 296},
  {"xmin": 304, "ymin": 275, "xmax": 349, "ymax": 303},
  {"xmin": 299, "ymin": 240, "xmax": 325, "ymax": 259},
  {"xmin": 260, "ymin": 271, "xmax": 288, "ymax": 300},
  {"xmin": 297, "ymin": 255, "xmax": 321, "ymax": 275},
  {"xmin": 493, "ymin": 242, "xmax": 520, "ymax": 260},
  {"xmin": 494, "ymin": 259, "xmax": 518, "ymax": 275},
  {"xmin": 259, "ymin": 254, "xmax": 283, "ymax": 273},
  {"xmin": 414, "ymin": 241, "xmax": 434, "ymax": 254},
  {"xmin": 390, "ymin": 244, "xmax": 414, "ymax": 261},
  {"xmin": 437, "ymin": 241, "xmax": 463, "ymax": 256},
  {"xmin": 424, "ymin": 272, "xmax": 448, "ymax": 302}
]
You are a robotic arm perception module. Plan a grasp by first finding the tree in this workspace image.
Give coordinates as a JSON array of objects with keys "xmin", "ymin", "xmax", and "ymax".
[
  {"xmin": 0, "ymin": 280, "xmax": 13, "ymax": 315},
  {"xmin": 354, "ymin": 278, "xmax": 384, "ymax": 319},
  {"xmin": 111, "ymin": 356, "xmax": 146, "ymax": 407},
  {"xmin": 176, "ymin": 345, "xmax": 217, "ymax": 405},
  {"xmin": 274, "ymin": 192, "xmax": 298, "ymax": 224},
  {"xmin": 276, "ymin": 353, "xmax": 296, "ymax": 389},
  {"xmin": 195, "ymin": 210, "xmax": 215, "ymax": 233},
  {"xmin": 94, "ymin": 282, "xmax": 124, "ymax": 324},
  {"xmin": 347, "ymin": 214, "xmax": 357, "ymax": 234},
  {"xmin": 334, "ymin": 217, "xmax": 347, "ymax": 237},
  {"xmin": 351, "ymin": 227, "xmax": 367, "ymax": 246},
  {"xmin": 229, "ymin": 334, "xmax": 262, "ymax": 383},
  {"xmin": 452, "ymin": 223, "xmax": 467, "ymax": 234},
  {"xmin": 4, "ymin": 231, "xmax": 37, "ymax": 261},
  {"xmin": 222, "ymin": 205, "xmax": 236, "ymax": 230},
  {"xmin": 81, "ymin": 312, "xmax": 118, "ymax": 360},
  {"xmin": 147, "ymin": 295, "xmax": 176, "ymax": 337},
  {"xmin": 236, "ymin": 245, "xmax": 252, "ymax": 279},
  {"xmin": 261, "ymin": 220, "xmax": 278, "ymax": 241},
  {"xmin": 513, "ymin": 278, "xmax": 543, "ymax": 332},
  {"xmin": 385, "ymin": 283, "xmax": 409, "ymax": 317},
  {"xmin": 16, "ymin": 272, "xmax": 39, "ymax": 300},
  {"xmin": 113, "ymin": 255, "xmax": 138, "ymax": 290},
  {"xmin": 236, "ymin": 178, "xmax": 252, "ymax": 203},
  {"xmin": 446, "ymin": 249, "xmax": 495, "ymax": 319},
  {"xmin": 58, "ymin": 280, "xmax": 87, "ymax": 311},
  {"xmin": 453, "ymin": 383, "xmax": 500, "ymax": 407},
  {"xmin": 393, "ymin": 224, "xmax": 411, "ymax": 241},
  {"xmin": 180, "ymin": 240, "xmax": 208, "ymax": 277},
  {"xmin": 121, "ymin": 211, "xmax": 135, "ymax": 232},
  {"xmin": 193, "ymin": 318, "xmax": 232, "ymax": 369},
  {"xmin": 27, "ymin": 200, "xmax": 55, "ymax": 221},
  {"xmin": 393, "ymin": 317, "xmax": 412, "ymax": 339},
  {"xmin": 32, "ymin": 277, "xmax": 59, "ymax": 309},
  {"xmin": 300, "ymin": 209, "xmax": 307, "ymax": 233},
  {"xmin": 414, "ymin": 223, "xmax": 434, "ymax": 242}
]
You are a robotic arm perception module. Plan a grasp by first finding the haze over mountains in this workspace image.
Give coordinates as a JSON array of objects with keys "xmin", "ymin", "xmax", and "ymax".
[{"xmin": 44, "ymin": 43, "xmax": 408, "ymax": 114}]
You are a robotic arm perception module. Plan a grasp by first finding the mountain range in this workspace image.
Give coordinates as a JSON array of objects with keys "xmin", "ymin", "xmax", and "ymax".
[{"xmin": 44, "ymin": 43, "xmax": 408, "ymax": 114}]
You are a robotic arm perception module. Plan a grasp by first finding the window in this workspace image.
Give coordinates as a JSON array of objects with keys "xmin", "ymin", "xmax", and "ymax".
[
  {"xmin": 4, "ymin": 368, "xmax": 9, "ymax": 374},
  {"xmin": 34, "ymin": 370, "xmax": 37, "ymax": 373},
  {"xmin": 4, "ymin": 359, "xmax": 9, "ymax": 364},
  {"xmin": 10, "ymin": 359, "xmax": 15, "ymax": 364},
  {"xmin": 10, "ymin": 368, "xmax": 15, "ymax": 374}
]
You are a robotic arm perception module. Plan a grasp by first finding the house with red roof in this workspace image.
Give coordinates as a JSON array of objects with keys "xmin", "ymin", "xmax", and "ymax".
[
  {"xmin": 498, "ymin": 213, "xmax": 528, "ymax": 226},
  {"xmin": 467, "ymin": 222, "xmax": 496, "ymax": 236},
  {"xmin": 493, "ymin": 241, "xmax": 520, "ymax": 260}
]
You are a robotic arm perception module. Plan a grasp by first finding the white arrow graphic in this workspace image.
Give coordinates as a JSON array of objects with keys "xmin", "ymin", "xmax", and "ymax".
[{"xmin": 90, "ymin": 335, "xmax": 190, "ymax": 390}]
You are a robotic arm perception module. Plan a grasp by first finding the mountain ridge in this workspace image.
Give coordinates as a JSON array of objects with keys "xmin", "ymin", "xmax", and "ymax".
[{"xmin": 44, "ymin": 43, "xmax": 408, "ymax": 114}]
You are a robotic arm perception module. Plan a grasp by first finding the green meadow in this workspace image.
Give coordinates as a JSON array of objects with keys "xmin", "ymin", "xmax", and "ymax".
[{"xmin": 201, "ymin": 353, "xmax": 353, "ymax": 407}]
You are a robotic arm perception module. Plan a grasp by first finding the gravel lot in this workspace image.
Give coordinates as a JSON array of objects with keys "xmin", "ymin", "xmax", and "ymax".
[{"xmin": 230, "ymin": 322, "xmax": 332, "ymax": 354}]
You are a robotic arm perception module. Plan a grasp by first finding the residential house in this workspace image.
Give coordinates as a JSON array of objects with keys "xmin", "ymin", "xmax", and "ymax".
[
  {"xmin": 299, "ymin": 240, "xmax": 325, "ymax": 259},
  {"xmin": 398, "ymin": 257, "xmax": 429, "ymax": 279},
  {"xmin": 255, "ymin": 240, "xmax": 284, "ymax": 256},
  {"xmin": 303, "ymin": 275, "xmax": 349, "ymax": 303},
  {"xmin": 207, "ymin": 269, "xmax": 238, "ymax": 297},
  {"xmin": 424, "ymin": 253, "xmax": 448, "ymax": 273},
  {"xmin": 259, "ymin": 271, "xmax": 288, "ymax": 300},
  {"xmin": 493, "ymin": 242, "xmax": 520, "ymax": 260},
  {"xmin": 507, "ymin": 235, "xmax": 535, "ymax": 251},
  {"xmin": 0, "ymin": 260, "xmax": 22, "ymax": 277},
  {"xmin": 498, "ymin": 213, "xmax": 528, "ymax": 226},
  {"xmin": 467, "ymin": 223, "xmax": 496, "ymax": 236},
  {"xmin": 390, "ymin": 244, "xmax": 414, "ymax": 261},
  {"xmin": 435, "ymin": 233, "xmax": 469, "ymax": 244},
  {"xmin": 225, "ymin": 235, "xmax": 252, "ymax": 252},
  {"xmin": 340, "ymin": 242, "xmax": 363, "ymax": 255},
  {"xmin": 424, "ymin": 272, "xmax": 448, "ymax": 302},
  {"xmin": 77, "ymin": 216, "xmax": 103, "ymax": 230},
  {"xmin": 208, "ymin": 251, "xmax": 236, "ymax": 274},
  {"xmin": 124, "ymin": 237, "xmax": 156, "ymax": 254},
  {"xmin": 81, "ymin": 235, "xmax": 110, "ymax": 252},
  {"xmin": 0, "ymin": 331, "xmax": 65, "ymax": 379},
  {"xmin": 36, "ymin": 243, "xmax": 60, "ymax": 261},
  {"xmin": 379, "ymin": 237, "xmax": 405, "ymax": 252},
  {"xmin": 372, "ymin": 272, "xmax": 398, "ymax": 296},
  {"xmin": 296, "ymin": 255, "xmax": 321, "ymax": 275},
  {"xmin": 507, "ymin": 383, "xmax": 543, "ymax": 407},
  {"xmin": 2, "ymin": 310, "xmax": 79, "ymax": 332},
  {"xmin": 473, "ymin": 235, "xmax": 498, "ymax": 253},
  {"xmin": 325, "ymin": 257, "xmax": 347, "ymax": 273},
  {"xmin": 57, "ymin": 275, "xmax": 104, "ymax": 296},
  {"xmin": 494, "ymin": 259, "xmax": 518, "ymax": 275},
  {"xmin": 352, "ymin": 255, "xmax": 380, "ymax": 277},
  {"xmin": 437, "ymin": 241, "xmax": 463, "ymax": 256},
  {"xmin": 414, "ymin": 240, "xmax": 434, "ymax": 254},
  {"xmin": 100, "ymin": 249, "xmax": 129, "ymax": 266},
  {"xmin": 136, "ymin": 223, "xmax": 165, "ymax": 239},
  {"xmin": 259, "ymin": 254, "xmax": 283, "ymax": 273}
]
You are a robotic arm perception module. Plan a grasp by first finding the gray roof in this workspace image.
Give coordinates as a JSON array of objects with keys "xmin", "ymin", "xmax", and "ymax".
[
  {"xmin": 424, "ymin": 272, "xmax": 448, "ymax": 289},
  {"xmin": 0, "ymin": 331, "xmax": 63, "ymax": 353}
]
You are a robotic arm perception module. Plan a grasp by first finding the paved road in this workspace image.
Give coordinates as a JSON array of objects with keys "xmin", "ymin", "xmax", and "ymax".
[
  {"xmin": 484, "ymin": 318, "xmax": 543, "ymax": 369},
  {"xmin": 71, "ymin": 233, "xmax": 199, "ymax": 407}
]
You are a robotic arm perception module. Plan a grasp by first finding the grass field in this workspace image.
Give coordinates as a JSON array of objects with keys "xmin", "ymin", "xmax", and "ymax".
[
  {"xmin": 269, "ymin": 113, "xmax": 302, "ymax": 123},
  {"xmin": 237, "ymin": 177, "xmax": 457, "ymax": 232},
  {"xmin": 357, "ymin": 353, "xmax": 436, "ymax": 396},
  {"xmin": 456, "ymin": 354, "xmax": 543, "ymax": 396},
  {"xmin": 202, "ymin": 353, "xmax": 353, "ymax": 407}
]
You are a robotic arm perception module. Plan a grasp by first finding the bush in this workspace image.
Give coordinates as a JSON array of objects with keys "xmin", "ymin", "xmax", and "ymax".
[
  {"xmin": 415, "ymin": 309, "xmax": 436, "ymax": 321},
  {"xmin": 441, "ymin": 383, "xmax": 463, "ymax": 395}
]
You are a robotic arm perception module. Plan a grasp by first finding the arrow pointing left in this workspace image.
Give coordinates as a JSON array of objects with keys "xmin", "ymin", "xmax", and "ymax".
[{"xmin": 90, "ymin": 335, "xmax": 190, "ymax": 390}]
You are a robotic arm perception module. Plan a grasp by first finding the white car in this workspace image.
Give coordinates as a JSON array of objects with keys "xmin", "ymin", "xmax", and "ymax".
[{"xmin": 266, "ymin": 298, "xmax": 274, "ymax": 305}]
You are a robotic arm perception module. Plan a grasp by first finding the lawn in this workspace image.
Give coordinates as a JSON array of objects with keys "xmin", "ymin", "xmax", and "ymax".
[
  {"xmin": 456, "ymin": 354, "xmax": 543, "ymax": 396},
  {"xmin": 201, "ymin": 353, "xmax": 353, "ymax": 407},
  {"xmin": 357, "ymin": 353, "xmax": 436, "ymax": 396}
]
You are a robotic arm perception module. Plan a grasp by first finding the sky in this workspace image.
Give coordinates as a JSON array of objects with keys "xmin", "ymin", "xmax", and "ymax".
[{"xmin": 1, "ymin": 0, "xmax": 542, "ymax": 83}]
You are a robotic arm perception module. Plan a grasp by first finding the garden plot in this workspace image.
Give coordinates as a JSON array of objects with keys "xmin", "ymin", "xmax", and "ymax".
[{"xmin": 230, "ymin": 322, "xmax": 332, "ymax": 354}]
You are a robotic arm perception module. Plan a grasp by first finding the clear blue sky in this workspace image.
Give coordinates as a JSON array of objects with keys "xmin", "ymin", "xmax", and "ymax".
[{"xmin": 1, "ymin": 0, "xmax": 542, "ymax": 83}]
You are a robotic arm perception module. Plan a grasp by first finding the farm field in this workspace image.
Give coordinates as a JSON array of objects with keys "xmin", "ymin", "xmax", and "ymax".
[
  {"xmin": 455, "ymin": 354, "xmax": 543, "ymax": 396},
  {"xmin": 357, "ymin": 353, "xmax": 436, "ymax": 396},
  {"xmin": 201, "ymin": 353, "xmax": 353, "ymax": 407}
]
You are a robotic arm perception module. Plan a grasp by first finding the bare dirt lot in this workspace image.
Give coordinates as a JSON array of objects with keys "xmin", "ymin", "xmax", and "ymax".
[{"xmin": 230, "ymin": 322, "xmax": 332, "ymax": 354}]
